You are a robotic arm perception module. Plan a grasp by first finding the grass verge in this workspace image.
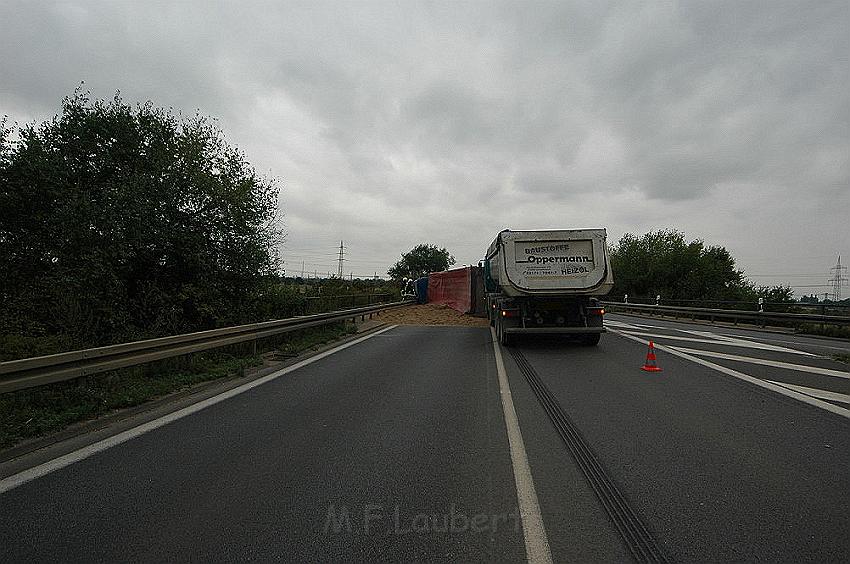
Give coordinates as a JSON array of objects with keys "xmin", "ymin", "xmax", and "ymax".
[{"xmin": 0, "ymin": 321, "xmax": 356, "ymax": 452}]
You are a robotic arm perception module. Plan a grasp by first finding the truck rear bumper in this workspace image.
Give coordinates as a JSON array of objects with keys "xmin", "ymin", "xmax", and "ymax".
[{"xmin": 504, "ymin": 326, "xmax": 606, "ymax": 335}]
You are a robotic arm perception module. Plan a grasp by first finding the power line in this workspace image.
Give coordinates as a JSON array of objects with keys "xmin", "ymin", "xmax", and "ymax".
[
  {"xmin": 288, "ymin": 271, "xmax": 390, "ymax": 280},
  {"xmin": 281, "ymin": 250, "xmax": 389, "ymax": 263}
]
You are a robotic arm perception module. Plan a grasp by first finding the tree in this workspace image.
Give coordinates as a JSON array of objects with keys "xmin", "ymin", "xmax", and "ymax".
[
  {"xmin": 608, "ymin": 229, "xmax": 753, "ymax": 301},
  {"xmin": 387, "ymin": 243, "xmax": 455, "ymax": 281},
  {"xmin": 0, "ymin": 88, "xmax": 281, "ymax": 355},
  {"xmin": 753, "ymin": 285, "xmax": 794, "ymax": 303}
]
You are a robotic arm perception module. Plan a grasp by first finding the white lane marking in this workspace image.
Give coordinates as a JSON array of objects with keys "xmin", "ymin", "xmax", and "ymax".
[
  {"xmin": 676, "ymin": 329, "xmax": 814, "ymax": 351},
  {"xmin": 605, "ymin": 317, "xmax": 662, "ymax": 329},
  {"xmin": 609, "ymin": 329, "xmax": 850, "ymax": 420},
  {"xmin": 735, "ymin": 336, "xmax": 850, "ymax": 353},
  {"xmin": 677, "ymin": 329, "xmax": 742, "ymax": 342},
  {"xmin": 603, "ymin": 320, "xmax": 645, "ymax": 331},
  {"xmin": 619, "ymin": 331, "xmax": 817, "ymax": 356},
  {"xmin": 766, "ymin": 380, "xmax": 850, "ymax": 405},
  {"xmin": 608, "ymin": 315, "xmax": 849, "ymax": 353},
  {"xmin": 490, "ymin": 327, "xmax": 553, "ymax": 564},
  {"xmin": 668, "ymin": 347, "xmax": 850, "ymax": 380},
  {"xmin": 0, "ymin": 325, "xmax": 400, "ymax": 495},
  {"xmin": 664, "ymin": 326, "xmax": 850, "ymax": 352}
]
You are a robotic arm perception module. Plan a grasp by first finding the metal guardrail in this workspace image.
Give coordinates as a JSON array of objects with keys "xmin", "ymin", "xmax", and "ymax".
[
  {"xmin": 607, "ymin": 296, "xmax": 850, "ymax": 316},
  {"xmin": 0, "ymin": 300, "xmax": 412, "ymax": 394},
  {"xmin": 304, "ymin": 293, "xmax": 393, "ymax": 314},
  {"xmin": 602, "ymin": 302, "xmax": 850, "ymax": 328}
]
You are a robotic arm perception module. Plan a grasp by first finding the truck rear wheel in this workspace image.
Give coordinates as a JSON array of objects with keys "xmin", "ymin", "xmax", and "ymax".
[{"xmin": 497, "ymin": 316, "xmax": 514, "ymax": 346}]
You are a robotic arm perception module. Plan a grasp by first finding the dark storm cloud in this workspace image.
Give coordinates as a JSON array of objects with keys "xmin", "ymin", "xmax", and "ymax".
[{"xmin": 1, "ymin": 1, "xmax": 846, "ymax": 286}]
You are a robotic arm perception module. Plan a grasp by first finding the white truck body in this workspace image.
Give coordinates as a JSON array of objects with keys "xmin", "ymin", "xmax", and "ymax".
[
  {"xmin": 486, "ymin": 229, "xmax": 613, "ymax": 296},
  {"xmin": 484, "ymin": 229, "xmax": 614, "ymax": 346}
]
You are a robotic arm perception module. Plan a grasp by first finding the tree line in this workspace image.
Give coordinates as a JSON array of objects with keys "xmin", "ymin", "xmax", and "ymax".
[
  {"xmin": 1, "ymin": 90, "xmax": 285, "ymax": 359},
  {"xmin": 608, "ymin": 229, "xmax": 793, "ymax": 304}
]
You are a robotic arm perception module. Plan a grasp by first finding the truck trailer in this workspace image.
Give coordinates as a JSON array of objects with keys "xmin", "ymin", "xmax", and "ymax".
[{"xmin": 483, "ymin": 229, "xmax": 614, "ymax": 346}]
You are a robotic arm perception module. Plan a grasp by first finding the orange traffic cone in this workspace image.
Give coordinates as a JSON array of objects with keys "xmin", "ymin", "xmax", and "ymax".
[{"xmin": 641, "ymin": 341, "xmax": 662, "ymax": 372}]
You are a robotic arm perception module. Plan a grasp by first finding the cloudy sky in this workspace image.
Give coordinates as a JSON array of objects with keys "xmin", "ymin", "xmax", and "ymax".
[{"xmin": 2, "ymin": 1, "xmax": 847, "ymax": 294}]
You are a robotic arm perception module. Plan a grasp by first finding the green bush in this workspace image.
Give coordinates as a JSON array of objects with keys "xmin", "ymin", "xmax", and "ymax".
[{"xmin": 1, "ymin": 89, "xmax": 282, "ymax": 359}]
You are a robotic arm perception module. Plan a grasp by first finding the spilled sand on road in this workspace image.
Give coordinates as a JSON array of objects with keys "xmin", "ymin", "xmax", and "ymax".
[{"xmin": 376, "ymin": 303, "xmax": 489, "ymax": 327}]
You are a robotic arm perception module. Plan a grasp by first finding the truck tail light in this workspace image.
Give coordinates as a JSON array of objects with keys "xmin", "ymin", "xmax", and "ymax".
[
  {"xmin": 588, "ymin": 307, "xmax": 605, "ymax": 316},
  {"xmin": 501, "ymin": 309, "xmax": 520, "ymax": 318}
]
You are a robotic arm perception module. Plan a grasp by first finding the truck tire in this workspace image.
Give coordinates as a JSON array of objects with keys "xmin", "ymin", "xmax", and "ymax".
[
  {"xmin": 498, "ymin": 317, "xmax": 514, "ymax": 347},
  {"xmin": 581, "ymin": 333, "xmax": 601, "ymax": 346},
  {"xmin": 487, "ymin": 298, "xmax": 497, "ymax": 327}
]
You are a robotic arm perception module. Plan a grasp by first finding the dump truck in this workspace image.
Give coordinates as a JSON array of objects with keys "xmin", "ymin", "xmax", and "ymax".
[{"xmin": 482, "ymin": 229, "xmax": 614, "ymax": 346}]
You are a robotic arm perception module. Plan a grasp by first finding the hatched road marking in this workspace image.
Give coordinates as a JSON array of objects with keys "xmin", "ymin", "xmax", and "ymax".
[
  {"xmin": 766, "ymin": 380, "xmax": 850, "ymax": 405},
  {"xmin": 609, "ymin": 328, "xmax": 850, "ymax": 420},
  {"xmin": 616, "ymin": 330, "xmax": 817, "ymax": 356},
  {"xmin": 668, "ymin": 347, "xmax": 850, "ymax": 380}
]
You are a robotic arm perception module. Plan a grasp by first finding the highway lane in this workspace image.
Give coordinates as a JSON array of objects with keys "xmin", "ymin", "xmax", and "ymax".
[
  {"xmin": 0, "ymin": 326, "xmax": 535, "ymax": 562},
  {"xmin": 1, "ymin": 318, "xmax": 848, "ymax": 562},
  {"xmin": 507, "ymin": 314, "xmax": 850, "ymax": 562}
]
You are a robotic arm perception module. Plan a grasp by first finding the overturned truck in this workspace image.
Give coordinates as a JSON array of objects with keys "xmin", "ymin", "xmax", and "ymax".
[{"xmin": 483, "ymin": 229, "xmax": 614, "ymax": 346}]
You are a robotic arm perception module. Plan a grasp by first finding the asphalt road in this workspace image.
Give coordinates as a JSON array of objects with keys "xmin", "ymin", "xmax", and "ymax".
[{"xmin": 1, "ymin": 316, "xmax": 848, "ymax": 562}]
